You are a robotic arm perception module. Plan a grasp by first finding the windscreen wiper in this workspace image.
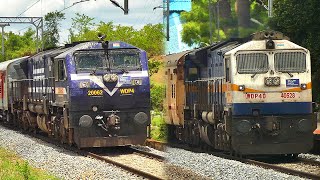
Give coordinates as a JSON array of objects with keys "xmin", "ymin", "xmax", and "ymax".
[{"xmin": 285, "ymin": 71, "xmax": 293, "ymax": 77}]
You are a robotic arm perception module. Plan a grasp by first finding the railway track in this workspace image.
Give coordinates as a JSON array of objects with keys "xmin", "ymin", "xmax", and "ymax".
[
  {"xmin": 146, "ymin": 139, "xmax": 320, "ymax": 179},
  {"xmin": 18, "ymin": 130, "xmax": 166, "ymax": 179},
  {"xmin": 1, "ymin": 125, "xmax": 210, "ymax": 180}
]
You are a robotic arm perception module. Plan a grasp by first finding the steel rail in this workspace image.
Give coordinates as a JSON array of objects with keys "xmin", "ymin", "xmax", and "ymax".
[
  {"xmin": 86, "ymin": 152, "xmax": 164, "ymax": 180},
  {"xmin": 130, "ymin": 147, "xmax": 165, "ymax": 161}
]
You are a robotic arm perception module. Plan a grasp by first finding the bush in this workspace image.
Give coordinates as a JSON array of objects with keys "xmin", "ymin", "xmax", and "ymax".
[
  {"xmin": 150, "ymin": 83, "xmax": 165, "ymax": 111},
  {"xmin": 150, "ymin": 111, "xmax": 168, "ymax": 142}
]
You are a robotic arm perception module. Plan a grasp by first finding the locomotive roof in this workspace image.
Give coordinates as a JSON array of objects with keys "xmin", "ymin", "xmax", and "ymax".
[
  {"xmin": 55, "ymin": 41, "xmax": 144, "ymax": 59},
  {"xmin": 165, "ymin": 51, "xmax": 190, "ymax": 67},
  {"xmin": 0, "ymin": 56, "xmax": 29, "ymax": 72}
]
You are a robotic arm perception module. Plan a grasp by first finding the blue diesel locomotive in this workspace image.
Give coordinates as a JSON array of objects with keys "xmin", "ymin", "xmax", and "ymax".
[{"xmin": 0, "ymin": 40, "xmax": 151, "ymax": 148}]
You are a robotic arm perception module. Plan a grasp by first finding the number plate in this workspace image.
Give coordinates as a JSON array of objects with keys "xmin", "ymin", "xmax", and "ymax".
[
  {"xmin": 245, "ymin": 93, "xmax": 266, "ymax": 99},
  {"xmin": 281, "ymin": 92, "xmax": 298, "ymax": 99},
  {"xmin": 87, "ymin": 90, "xmax": 103, "ymax": 96}
]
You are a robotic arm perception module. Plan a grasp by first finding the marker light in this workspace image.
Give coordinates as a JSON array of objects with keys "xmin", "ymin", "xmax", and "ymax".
[
  {"xmin": 238, "ymin": 85, "xmax": 245, "ymax": 91},
  {"xmin": 79, "ymin": 82, "xmax": 90, "ymax": 88},
  {"xmin": 131, "ymin": 79, "xmax": 142, "ymax": 85},
  {"xmin": 92, "ymin": 106, "xmax": 98, "ymax": 112},
  {"xmin": 301, "ymin": 83, "xmax": 307, "ymax": 90}
]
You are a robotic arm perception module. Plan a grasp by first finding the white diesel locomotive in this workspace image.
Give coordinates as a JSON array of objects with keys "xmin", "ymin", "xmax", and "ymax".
[{"xmin": 165, "ymin": 31, "xmax": 316, "ymax": 155}]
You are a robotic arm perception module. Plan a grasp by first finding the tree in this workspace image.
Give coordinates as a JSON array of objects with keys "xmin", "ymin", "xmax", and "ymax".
[
  {"xmin": 0, "ymin": 28, "xmax": 37, "ymax": 61},
  {"xmin": 69, "ymin": 13, "xmax": 95, "ymax": 42},
  {"xmin": 43, "ymin": 11, "xmax": 65, "ymax": 49},
  {"xmin": 69, "ymin": 16, "xmax": 165, "ymax": 57},
  {"xmin": 236, "ymin": 0, "xmax": 251, "ymax": 28},
  {"xmin": 180, "ymin": 0, "xmax": 268, "ymax": 46},
  {"xmin": 269, "ymin": 0, "xmax": 320, "ymax": 101}
]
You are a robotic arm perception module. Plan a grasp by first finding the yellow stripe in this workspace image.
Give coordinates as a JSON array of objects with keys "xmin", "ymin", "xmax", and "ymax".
[{"xmin": 230, "ymin": 82, "xmax": 311, "ymax": 93}]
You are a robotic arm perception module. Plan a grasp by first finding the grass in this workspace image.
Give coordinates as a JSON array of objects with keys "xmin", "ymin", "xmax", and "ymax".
[
  {"xmin": 0, "ymin": 148, "xmax": 58, "ymax": 180},
  {"xmin": 150, "ymin": 111, "xmax": 168, "ymax": 142}
]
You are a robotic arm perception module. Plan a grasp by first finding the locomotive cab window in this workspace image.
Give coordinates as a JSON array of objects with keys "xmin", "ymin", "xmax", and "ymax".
[
  {"xmin": 74, "ymin": 49, "xmax": 141, "ymax": 73},
  {"xmin": 55, "ymin": 59, "xmax": 66, "ymax": 81},
  {"xmin": 274, "ymin": 52, "xmax": 306, "ymax": 73},
  {"xmin": 225, "ymin": 57, "xmax": 230, "ymax": 82},
  {"xmin": 236, "ymin": 53, "xmax": 268, "ymax": 74},
  {"xmin": 188, "ymin": 67, "xmax": 198, "ymax": 81}
]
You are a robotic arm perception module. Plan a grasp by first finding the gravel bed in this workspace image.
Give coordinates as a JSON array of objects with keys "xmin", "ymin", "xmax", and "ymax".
[
  {"xmin": 0, "ymin": 125, "xmax": 144, "ymax": 180},
  {"xmin": 165, "ymin": 147, "xmax": 306, "ymax": 180},
  {"xmin": 299, "ymin": 153, "xmax": 320, "ymax": 162}
]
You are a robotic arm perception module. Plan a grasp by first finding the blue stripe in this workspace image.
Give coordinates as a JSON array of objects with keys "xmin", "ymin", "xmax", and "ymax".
[{"xmin": 232, "ymin": 102, "xmax": 312, "ymax": 116}]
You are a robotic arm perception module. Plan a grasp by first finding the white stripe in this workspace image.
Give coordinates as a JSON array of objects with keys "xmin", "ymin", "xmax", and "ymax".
[
  {"xmin": 33, "ymin": 68, "xmax": 45, "ymax": 74},
  {"xmin": 28, "ymin": 87, "xmax": 53, "ymax": 93},
  {"xmin": 33, "ymin": 75, "xmax": 45, "ymax": 79},
  {"xmin": 70, "ymin": 74, "xmax": 123, "ymax": 96}
]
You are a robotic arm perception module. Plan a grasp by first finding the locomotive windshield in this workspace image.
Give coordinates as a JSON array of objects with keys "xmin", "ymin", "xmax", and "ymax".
[
  {"xmin": 236, "ymin": 53, "xmax": 268, "ymax": 74},
  {"xmin": 74, "ymin": 49, "xmax": 141, "ymax": 73},
  {"xmin": 274, "ymin": 52, "xmax": 306, "ymax": 73}
]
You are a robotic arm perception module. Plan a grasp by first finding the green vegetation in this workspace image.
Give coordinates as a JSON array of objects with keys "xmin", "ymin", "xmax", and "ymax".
[
  {"xmin": 150, "ymin": 111, "xmax": 167, "ymax": 142},
  {"xmin": 180, "ymin": 0, "xmax": 268, "ymax": 46},
  {"xmin": 0, "ymin": 12, "xmax": 164, "ymax": 61},
  {"xmin": 43, "ymin": 11, "xmax": 66, "ymax": 49},
  {"xmin": 150, "ymin": 82, "xmax": 165, "ymax": 112},
  {"xmin": 0, "ymin": 148, "xmax": 58, "ymax": 180},
  {"xmin": 269, "ymin": 0, "xmax": 320, "ymax": 102}
]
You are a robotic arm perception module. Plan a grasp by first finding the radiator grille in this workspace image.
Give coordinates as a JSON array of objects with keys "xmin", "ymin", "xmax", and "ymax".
[
  {"xmin": 237, "ymin": 53, "xmax": 268, "ymax": 74},
  {"xmin": 274, "ymin": 52, "xmax": 306, "ymax": 72}
]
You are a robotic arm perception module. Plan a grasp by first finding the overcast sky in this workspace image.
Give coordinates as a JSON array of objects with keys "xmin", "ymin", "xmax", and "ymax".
[{"xmin": 0, "ymin": 0, "xmax": 163, "ymax": 44}]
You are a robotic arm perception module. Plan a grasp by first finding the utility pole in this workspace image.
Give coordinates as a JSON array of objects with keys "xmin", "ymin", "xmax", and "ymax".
[
  {"xmin": 0, "ymin": 23, "xmax": 9, "ymax": 61},
  {"xmin": 268, "ymin": 0, "xmax": 273, "ymax": 17},
  {"xmin": 208, "ymin": 0, "xmax": 213, "ymax": 44},
  {"xmin": 216, "ymin": 0, "xmax": 220, "ymax": 41},
  {"xmin": 166, "ymin": 0, "xmax": 170, "ymax": 41},
  {"xmin": 256, "ymin": 0, "xmax": 273, "ymax": 17}
]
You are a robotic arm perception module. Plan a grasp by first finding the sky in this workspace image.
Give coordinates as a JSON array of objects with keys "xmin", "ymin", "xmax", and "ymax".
[{"xmin": 0, "ymin": 0, "xmax": 163, "ymax": 44}]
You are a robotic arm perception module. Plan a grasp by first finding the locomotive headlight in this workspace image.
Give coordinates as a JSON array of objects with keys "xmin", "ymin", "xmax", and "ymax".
[
  {"xmin": 79, "ymin": 81, "xmax": 90, "ymax": 88},
  {"xmin": 264, "ymin": 77, "xmax": 273, "ymax": 86},
  {"xmin": 301, "ymin": 83, "xmax": 307, "ymax": 90},
  {"xmin": 103, "ymin": 74, "xmax": 112, "ymax": 82},
  {"xmin": 237, "ymin": 120, "xmax": 251, "ymax": 134},
  {"xmin": 92, "ymin": 106, "xmax": 98, "ymax": 112},
  {"xmin": 238, "ymin": 85, "xmax": 245, "ymax": 91},
  {"xmin": 134, "ymin": 112, "xmax": 148, "ymax": 125},
  {"xmin": 79, "ymin": 115, "xmax": 93, "ymax": 127},
  {"xmin": 272, "ymin": 77, "xmax": 281, "ymax": 86},
  {"xmin": 131, "ymin": 79, "xmax": 142, "ymax": 85},
  {"xmin": 110, "ymin": 74, "xmax": 118, "ymax": 82}
]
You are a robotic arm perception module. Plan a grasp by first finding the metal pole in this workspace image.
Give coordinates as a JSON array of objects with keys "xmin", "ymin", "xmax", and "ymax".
[
  {"xmin": 217, "ymin": 0, "xmax": 220, "ymax": 41},
  {"xmin": 41, "ymin": 19, "xmax": 44, "ymax": 51},
  {"xmin": 1, "ymin": 26, "xmax": 4, "ymax": 61},
  {"xmin": 0, "ymin": 23, "xmax": 9, "ymax": 61},
  {"xmin": 209, "ymin": 0, "xmax": 213, "ymax": 44},
  {"xmin": 166, "ymin": 0, "xmax": 169, "ymax": 41},
  {"xmin": 124, "ymin": 0, "xmax": 128, "ymax": 15},
  {"xmin": 268, "ymin": 0, "xmax": 273, "ymax": 17}
]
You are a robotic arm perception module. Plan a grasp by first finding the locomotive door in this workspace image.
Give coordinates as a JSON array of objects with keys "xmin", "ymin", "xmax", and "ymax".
[
  {"xmin": 48, "ymin": 57, "xmax": 55, "ymax": 103},
  {"xmin": 0, "ymin": 72, "xmax": 4, "ymax": 109},
  {"xmin": 53, "ymin": 58, "xmax": 68, "ymax": 106}
]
